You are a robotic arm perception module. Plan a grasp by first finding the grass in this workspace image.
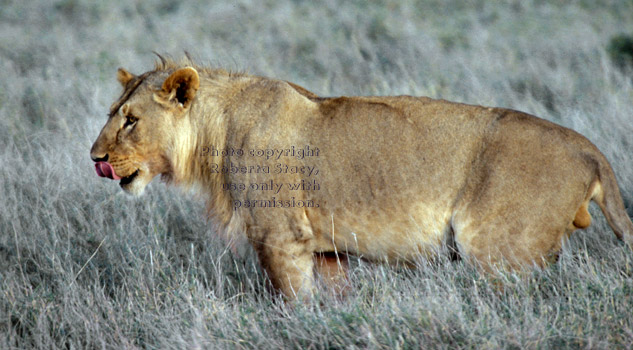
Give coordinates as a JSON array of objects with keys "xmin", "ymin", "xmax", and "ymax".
[{"xmin": 1, "ymin": 0, "xmax": 633, "ymax": 348}]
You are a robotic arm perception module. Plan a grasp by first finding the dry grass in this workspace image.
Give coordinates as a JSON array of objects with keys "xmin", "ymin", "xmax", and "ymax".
[{"xmin": 1, "ymin": 0, "xmax": 633, "ymax": 348}]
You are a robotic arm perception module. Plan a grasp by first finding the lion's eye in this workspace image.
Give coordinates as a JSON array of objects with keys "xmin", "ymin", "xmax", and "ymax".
[{"xmin": 124, "ymin": 115, "xmax": 138, "ymax": 128}]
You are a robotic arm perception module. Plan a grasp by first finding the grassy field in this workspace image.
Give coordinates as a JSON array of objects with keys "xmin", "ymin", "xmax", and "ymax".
[{"xmin": 2, "ymin": 0, "xmax": 633, "ymax": 348}]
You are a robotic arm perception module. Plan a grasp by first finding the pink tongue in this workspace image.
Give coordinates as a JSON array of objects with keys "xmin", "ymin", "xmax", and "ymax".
[{"xmin": 94, "ymin": 162, "xmax": 122, "ymax": 180}]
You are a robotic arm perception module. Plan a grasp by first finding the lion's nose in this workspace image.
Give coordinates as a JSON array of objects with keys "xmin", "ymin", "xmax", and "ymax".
[{"xmin": 91, "ymin": 153, "xmax": 109, "ymax": 162}]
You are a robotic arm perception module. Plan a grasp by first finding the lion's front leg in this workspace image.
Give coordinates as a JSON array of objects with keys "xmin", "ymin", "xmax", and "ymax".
[
  {"xmin": 253, "ymin": 238, "xmax": 316, "ymax": 300},
  {"xmin": 314, "ymin": 252, "xmax": 350, "ymax": 296},
  {"xmin": 248, "ymin": 223, "xmax": 317, "ymax": 300}
]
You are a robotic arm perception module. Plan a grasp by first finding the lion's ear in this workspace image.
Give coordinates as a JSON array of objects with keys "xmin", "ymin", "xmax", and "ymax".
[
  {"xmin": 160, "ymin": 67, "xmax": 200, "ymax": 109},
  {"xmin": 117, "ymin": 68, "xmax": 135, "ymax": 87}
]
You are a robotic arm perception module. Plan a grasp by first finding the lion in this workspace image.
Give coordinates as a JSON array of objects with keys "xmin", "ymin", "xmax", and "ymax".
[{"xmin": 90, "ymin": 57, "xmax": 633, "ymax": 300}]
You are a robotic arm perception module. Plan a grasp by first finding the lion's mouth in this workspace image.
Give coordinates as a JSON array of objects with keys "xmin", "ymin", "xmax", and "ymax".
[
  {"xmin": 95, "ymin": 161, "xmax": 139, "ymax": 186},
  {"xmin": 95, "ymin": 161, "xmax": 122, "ymax": 180},
  {"xmin": 120, "ymin": 169, "xmax": 139, "ymax": 186}
]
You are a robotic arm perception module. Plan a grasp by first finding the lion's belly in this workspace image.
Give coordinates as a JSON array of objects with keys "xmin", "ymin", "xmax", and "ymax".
[{"xmin": 308, "ymin": 201, "xmax": 451, "ymax": 263}]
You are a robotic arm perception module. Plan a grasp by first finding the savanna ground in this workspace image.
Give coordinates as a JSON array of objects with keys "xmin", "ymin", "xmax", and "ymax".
[{"xmin": 2, "ymin": 0, "xmax": 633, "ymax": 348}]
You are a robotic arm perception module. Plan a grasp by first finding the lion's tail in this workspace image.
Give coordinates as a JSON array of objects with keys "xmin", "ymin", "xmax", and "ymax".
[{"xmin": 591, "ymin": 152, "xmax": 633, "ymax": 245}]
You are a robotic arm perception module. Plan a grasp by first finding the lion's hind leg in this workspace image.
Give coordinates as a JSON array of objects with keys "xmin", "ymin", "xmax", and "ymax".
[{"xmin": 450, "ymin": 139, "xmax": 596, "ymax": 269}]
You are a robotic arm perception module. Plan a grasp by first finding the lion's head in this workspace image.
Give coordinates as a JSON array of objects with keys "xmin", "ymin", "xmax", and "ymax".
[{"xmin": 90, "ymin": 66, "xmax": 200, "ymax": 195}]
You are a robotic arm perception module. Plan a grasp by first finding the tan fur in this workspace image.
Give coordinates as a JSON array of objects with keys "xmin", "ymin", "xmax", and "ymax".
[
  {"xmin": 117, "ymin": 68, "xmax": 134, "ymax": 86},
  {"xmin": 91, "ymin": 58, "xmax": 633, "ymax": 300}
]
